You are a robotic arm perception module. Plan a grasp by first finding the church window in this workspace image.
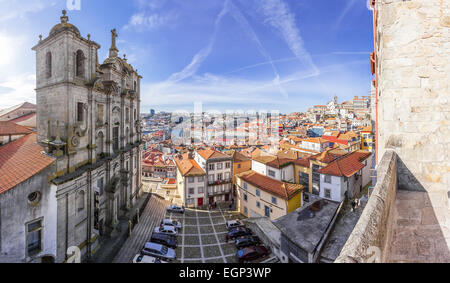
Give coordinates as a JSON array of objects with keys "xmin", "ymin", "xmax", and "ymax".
[
  {"xmin": 97, "ymin": 104, "xmax": 104, "ymax": 124},
  {"xmin": 113, "ymin": 127, "xmax": 119, "ymax": 152},
  {"xmin": 76, "ymin": 50, "xmax": 85, "ymax": 78},
  {"xmin": 77, "ymin": 190, "xmax": 85, "ymax": 211},
  {"xmin": 45, "ymin": 52, "xmax": 52, "ymax": 78},
  {"xmin": 96, "ymin": 132, "xmax": 104, "ymax": 156},
  {"xmin": 77, "ymin": 102, "xmax": 84, "ymax": 122},
  {"xmin": 126, "ymin": 107, "xmax": 130, "ymax": 123}
]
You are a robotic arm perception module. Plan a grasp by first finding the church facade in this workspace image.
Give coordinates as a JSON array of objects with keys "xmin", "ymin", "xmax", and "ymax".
[{"xmin": 31, "ymin": 11, "xmax": 143, "ymax": 262}]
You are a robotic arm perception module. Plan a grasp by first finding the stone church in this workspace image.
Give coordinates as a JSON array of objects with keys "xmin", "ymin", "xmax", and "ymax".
[{"xmin": 30, "ymin": 10, "xmax": 143, "ymax": 262}]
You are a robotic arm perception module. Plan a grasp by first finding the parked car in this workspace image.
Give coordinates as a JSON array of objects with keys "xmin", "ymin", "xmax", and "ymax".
[
  {"xmin": 161, "ymin": 219, "xmax": 182, "ymax": 230},
  {"xmin": 151, "ymin": 232, "xmax": 178, "ymax": 249},
  {"xmin": 235, "ymin": 235, "xmax": 261, "ymax": 249},
  {"xmin": 167, "ymin": 205, "xmax": 184, "ymax": 214},
  {"xmin": 154, "ymin": 225, "xmax": 178, "ymax": 236},
  {"xmin": 132, "ymin": 254, "xmax": 167, "ymax": 263},
  {"xmin": 225, "ymin": 220, "xmax": 244, "ymax": 231},
  {"xmin": 236, "ymin": 245, "xmax": 270, "ymax": 263},
  {"xmin": 225, "ymin": 227, "xmax": 252, "ymax": 241},
  {"xmin": 141, "ymin": 242, "xmax": 176, "ymax": 262}
]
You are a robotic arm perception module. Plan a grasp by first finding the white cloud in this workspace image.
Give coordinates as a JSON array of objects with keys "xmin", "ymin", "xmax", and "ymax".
[
  {"xmin": 334, "ymin": 0, "xmax": 358, "ymax": 29},
  {"xmin": 0, "ymin": 74, "xmax": 36, "ymax": 108},
  {"xmin": 124, "ymin": 12, "xmax": 177, "ymax": 31},
  {"xmin": 0, "ymin": 0, "xmax": 47, "ymax": 22},
  {"xmin": 165, "ymin": 0, "xmax": 229, "ymax": 84},
  {"xmin": 142, "ymin": 59, "xmax": 367, "ymax": 109},
  {"xmin": 258, "ymin": 0, "xmax": 319, "ymax": 75}
]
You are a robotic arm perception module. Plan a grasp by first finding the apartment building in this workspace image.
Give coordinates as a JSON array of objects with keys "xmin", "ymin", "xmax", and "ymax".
[
  {"xmin": 194, "ymin": 149, "xmax": 233, "ymax": 204},
  {"xmin": 318, "ymin": 151, "xmax": 372, "ymax": 202},
  {"xmin": 293, "ymin": 149, "xmax": 347, "ymax": 195},
  {"xmin": 175, "ymin": 155, "xmax": 207, "ymax": 208},
  {"xmin": 251, "ymin": 155, "xmax": 295, "ymax": 183},
  {"xmin": 236, "ymin": 170, "xmax": 303, "ymax": 221}
]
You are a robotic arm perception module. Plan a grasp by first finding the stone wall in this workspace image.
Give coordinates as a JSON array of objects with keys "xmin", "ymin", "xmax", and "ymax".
[
  {"xmin": 335, "ymin": 150, "xmax": 397, "ymax": 263},
  {"xmin": 376, "ymin": 0, "xmax": 449, "ymax": 192},
  {"xmin": 375, "ymin": 0, "xmax": 449, "ymax": 249}
]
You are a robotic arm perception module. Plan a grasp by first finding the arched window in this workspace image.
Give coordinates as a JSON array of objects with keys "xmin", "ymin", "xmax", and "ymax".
[
  {"xmin": 46, "ymin": 52, "xmax": 52, "ymax": 78},
  {"xmin": 126, "ymin": 127, "xmax": 129, "ymax": 145},
  {"xmin": 134, "ymin": 81, "xmax": 137, "ymax": 91},
  {"xmin": 76, "ymin": 50, "xmax": 85, "ymax": 78},
  {"xmin": 76, "ymin": 190, "xmax": 85, "ymax": 211},
  {"xmin": 96, "ymin": 131, "xmax": 104, "ymax": 156}
]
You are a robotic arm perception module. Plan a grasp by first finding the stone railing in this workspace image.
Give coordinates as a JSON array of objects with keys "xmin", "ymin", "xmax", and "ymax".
[{"xmin": 335, "ymin": 150, "xmax": 397, "ymax": 263}]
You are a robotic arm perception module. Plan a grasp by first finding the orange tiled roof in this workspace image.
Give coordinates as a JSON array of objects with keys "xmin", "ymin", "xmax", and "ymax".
[
  {"xmin": 0, "ymin": 133, "xmax": 55, "ymax": 194},
  {"xmin": 318, "ymin": 150, "xmax": 371, "ymax": 177},
  {"xmin": 252, "ymin": 155, "xmax": 296, "ymax": 169},
  {"xmin": 237, "ymin": 170, "xmax": 303, "ymax": 200},
  {"xmin": 196, "ymin": 149, "xmax": 230, "ymax": 160},
  {"xmin": 175, "ymin": 158, "xmax": 205, "ymax": 176},
  {"xmin": 0, "ymin": 121, "xmax": 33, "ymax": 136}
]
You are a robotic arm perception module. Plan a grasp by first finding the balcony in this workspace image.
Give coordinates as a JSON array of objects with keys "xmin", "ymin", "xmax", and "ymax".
[
  {"xmin": 336, "ymin": 150, "xmax": 450, "ymax": 263},
  {"xmin": 207, "ymin": 178, "xmax": 232, "ymax": 186}
]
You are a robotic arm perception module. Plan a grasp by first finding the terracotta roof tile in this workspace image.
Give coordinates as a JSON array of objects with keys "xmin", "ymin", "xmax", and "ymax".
[
  {"xmin": 175, "ymin": 158, "xmax": 205, "ymax": 176},
  {"xmin": 0, "ymin": 133, "xmax": 55, "ymax": 194},
  {"xmin": 318, "ymin": 151, "xmax": 371, "ymax": 177},
  {"xmin": 237, "ymin": 170, "xmax": 303, "ymax": 200},
  {"xmin": 0, "ymin": 121, "xmax": 33, "ymax": 136}
]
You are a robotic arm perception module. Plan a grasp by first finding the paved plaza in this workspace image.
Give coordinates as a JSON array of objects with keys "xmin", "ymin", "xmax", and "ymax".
[{"xmin": 167, "ymin": 207, "xmax": 247, "ymax": 263}]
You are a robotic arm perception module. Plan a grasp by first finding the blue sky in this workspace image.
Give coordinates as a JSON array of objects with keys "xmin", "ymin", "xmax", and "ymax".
[{"xmin": 0, "ymin": 0, "xmax": 373, "ymax": 114}]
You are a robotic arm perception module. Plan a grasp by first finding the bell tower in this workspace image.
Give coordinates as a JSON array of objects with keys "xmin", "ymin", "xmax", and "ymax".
[{"xmin": 32, "ymin": 10, "xmax": 101, "ymax": 169}]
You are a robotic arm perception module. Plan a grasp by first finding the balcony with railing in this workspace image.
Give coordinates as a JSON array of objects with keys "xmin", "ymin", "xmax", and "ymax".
[{"xmin": 207, "ymin": 178, "xmax": 232, "ymax": 186}]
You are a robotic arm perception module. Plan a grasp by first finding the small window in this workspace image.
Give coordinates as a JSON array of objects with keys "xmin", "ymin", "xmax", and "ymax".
[
  {"xmin": 188, "ymin": 188, "xmax": 194, "ymax": 195},
  {"xmin": 188, "ymin": 177, "xmax": 194, "ymax": 183},
  {"xmin": 97, "ymin": 178, "xmax": 104, "ymax": 195},
  {"xmin": 237, "ymin": 164, "xmax": 241, "ymax": 169},
  {"xmin": 268, "ymin": 170, "xmax": 276, "ymax": 178},
  {"xmin": 256, "ymin": 201, "xmax": 260, "ymax": 208},
  {"xmin": 217, "ymin": 163, "xmax": 223, "ymax": 170},
  {"xmin": 271, "ymin": 196, "xmax": 277, "ymax": 205},
  {"xmin": 208, "ymin": 174, "xmax": 214, "ymax": 182},
  {"xmin": 225, "ymin": 162, "xmax": 231, "ymax": 169},
  {"xmin": 27, "ymin": 220, "xmax": 42, "ymax": 256},
  {"xmin": 209, "ymin": 164, "xmax": 215, "ymax": 171},
  {"xmin": 77, "ymin": 102, "xmax": 84, "ymax": 122},
  {"xmin": 325, "ymin": 189, "xmax": 331, "ymax": 199},
  {"xmin": 324, "ymin": 175, "xmax": 332, "ymax": 184},
  {"xmin": 77, "ymin": 190, "xmax": 85, "ymax": 211},
  {"xmin": 217, "ymin": 173, "xmax": 223, "ymax": 181},
  {"xmin": 256, "ymin": 189, "xmax": 260, "ymax": 197},
  {"xmin": 198, "ymin": 187, "xmax": 204, "ymax": 194},
  {"xmin": 244, "ymin": 194, "xmax": 248, "ymax": 202},
  {"xmin": 76, "ymin": 50, "xmax": 85, "ymax": 78},
  {"xmin": 97, "ymin": 104, "xmax": 104, "ymax": 124},
  {"xmin": 243, "ymin": 182, "xmax": 248, "ymax": 190},
  {"xmin": 45, "ymin": 52, "xmax": 52, "ymax": 78},
  {"xmin": 244, "ymin": 206, "xmax": 248, "ymax": 215},
  {"xmin": 113, "ymin": 127, "xmax": 119, "ymax": 152},
  {"xmin": 198, "ymin": 176, "xmax": 204, "ymax": 182}
]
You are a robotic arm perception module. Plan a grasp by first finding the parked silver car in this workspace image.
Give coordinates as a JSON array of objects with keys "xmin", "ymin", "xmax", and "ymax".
[
  {"xmin": 141, "ymin": 242, "xmax": 176, "ymax": 261},
  {"xmin": 161, "ymin": 219, "xmax": 182, "ymax": 230}
]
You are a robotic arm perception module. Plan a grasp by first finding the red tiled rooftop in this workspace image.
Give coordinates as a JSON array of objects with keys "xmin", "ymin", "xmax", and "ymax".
[
  {"xmin": 0, "ymin": 121, "xmax": 33, "ymax": 136},
  {"xmin": 318, "ymin": 150, "xmax": 371, "ymax": 177},
  {"xmin": 237, "ymin": 170, "xmax": 303, "ymax": 200},
  {"xmin": 0, "ymin": 133, "xmax": 55, "ymax": 194}
]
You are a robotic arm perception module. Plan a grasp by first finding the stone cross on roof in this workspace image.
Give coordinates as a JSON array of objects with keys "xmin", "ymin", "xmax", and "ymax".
[{"xmin": 109, "ymin": 28, "xmax": 119, "ymax": 57}]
